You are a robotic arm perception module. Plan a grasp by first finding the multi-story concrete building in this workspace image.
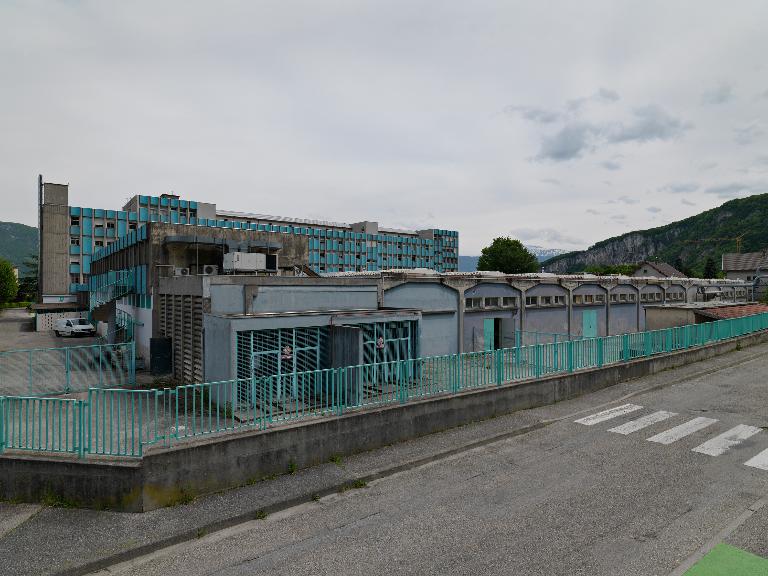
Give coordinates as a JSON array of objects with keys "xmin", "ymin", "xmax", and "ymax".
[{"xmin": 37, "ymin": 176, "xmax": 459, "ymax": 305}]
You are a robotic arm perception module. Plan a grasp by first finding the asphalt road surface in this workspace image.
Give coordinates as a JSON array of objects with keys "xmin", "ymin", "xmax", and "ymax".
[{"xmin": 96, "ymin": 347, "xmax": 768, "ymax": 576}]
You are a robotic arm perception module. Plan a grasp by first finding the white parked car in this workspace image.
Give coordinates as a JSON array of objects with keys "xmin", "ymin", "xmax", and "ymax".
[{"xmin": 54, "ymin": 318, "xmax": 96, "ymax": 337}]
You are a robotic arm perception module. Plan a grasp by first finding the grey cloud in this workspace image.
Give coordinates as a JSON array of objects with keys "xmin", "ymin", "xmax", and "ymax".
[
  {"xmin": 600, "ymin": 160, "xmax": 621, "ymax": 171},
  {"xmin": 701, "ymin": 82, "xmax": 734, "ymax": 105},
  {"xmin": 681, "ymin": 198, "xmax": 696, "ymax": 206},
  {"xmin": 659, "ymin": 181, "xmax": 700, "ymax": 194},
  {"xmin": 536, "ymin": 123, "xmax": 596, "ymax": 161},
  {"xmin": 566, "ymin": 88, "xmax": 620, "ymax": 112},
  {"xmin": 610, "ymin": 214, "xmax": 627, "ymax": 221},
  {"xmin": 505, "ymin": 106, "xmax": 560, "ymax": 124},
  {"xmin": 586, "ymin": 208, "xmax": 601, "ymax": 215},
  {"xmin": 509, "ymin": 227, "xmax": 584, "ymax": 246},
  {"xmin": 604, "ymin": 106, "xmax": 691, "ymax": 144},
  {"xmin": 734, "ymin": 122, "xmax": 764, "ymax": 145},
  {"xmin": 535, "ymin": 105, "xmax": 690, "ymax": 162},
  {"xmin": 646, "ymin": 206, "xmax": 662, "ymax": 213},
  {"xmin": 699, "ymin": 162, "xmax": 718, "ymax": 171},
  {"xmin": 616, "ymin": 195, "xmax": 639, "ymax": 205},
  {"xmin": 539, "ymin": 178, "xmax": 561, "ymax": 185},
  {"xmin": 703, "ymin": 181, "xmax": 768, "ymax": 197},
  {"xmin": 760, "ymin": 89, "xmax": 768, "ymax": 99}
]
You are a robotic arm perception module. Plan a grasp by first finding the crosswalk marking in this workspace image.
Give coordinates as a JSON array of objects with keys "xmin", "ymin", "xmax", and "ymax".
[
  {"xmin": 692, "ymin": 425, "xmax": 763, "ymax": 456},
  {"xmin": 647, "ymin": 417, "xmax": 718, "ymax": 445},
  {"xmin": 608, "ymin": 411, "xmax": 677, "ymax": 435},
  {"xmin": 744, "ymin": 448, "xmax": 768, "ymax": 471},
  {"xmin": 574, "ymin": 404, "xmax": 643, "ymax": 426}
]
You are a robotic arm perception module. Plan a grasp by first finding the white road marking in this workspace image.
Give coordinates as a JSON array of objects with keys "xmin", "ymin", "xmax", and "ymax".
[
  {"xmin": 608, "ymin": 411, "xmax": 677, "ymax": 435},
  {"xmin": 744, "ymin": 448, "xmax": 768, "ymax": 471},
  {"xmin": 574, "ymin": 404, "xmax": 643, "ymax": 426},
  {"xmin": 692, "ymin": 424, "xmax": 763, "ymax": 456},
  {"xmin": 646, "ymin": 417, "xmax": 718, "ymax": 445}
]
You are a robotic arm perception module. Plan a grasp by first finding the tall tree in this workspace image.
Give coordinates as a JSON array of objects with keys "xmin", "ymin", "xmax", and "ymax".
[
  {"xmin": 0, "ymin": 257, "xmax": 18, "ymax": 303},
  {"xmin": 16, "ymin": 253, "xmax": 38, "ymax": 302},
  {"xmin": 702, "ymin": 257, "xmax": 718, "ymax": 279},
  {"xmin": 477, "ymin": 237, "xmax": 539, "ymax": 274}
]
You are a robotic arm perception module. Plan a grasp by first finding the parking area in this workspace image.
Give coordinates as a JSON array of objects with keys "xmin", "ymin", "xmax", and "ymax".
[{"xmin": 0, "ymin": 308, "xmax": 100, "ymax": 352}]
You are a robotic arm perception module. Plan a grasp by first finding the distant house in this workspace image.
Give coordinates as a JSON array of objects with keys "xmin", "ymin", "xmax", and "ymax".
[
  {"xmin": 632, "ymin": 261, "xmax": 687, "ymax": 278},
  {"xmin": 721, "ymin": 251, "xmax": 768, "ymax": 282},
  {"xmin": 12, "ymin": 266, "xmax": 18, "ymax": 279}
]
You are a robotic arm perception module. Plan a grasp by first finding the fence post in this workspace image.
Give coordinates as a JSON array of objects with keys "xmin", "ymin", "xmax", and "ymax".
[
  {"xmin": 597, "ymin": 337, "xmax": 604, "ymax": 368},
  {"xmin": 337, "ymin": 368, "xmax": 344, "ymax": 416},
  {"xmin": 28, "ymin": 350, "xmax": 33, "ymax": 396},
  {"xmin": 65, "ymin": 348, "xmax": 71, "ymax": 394},
  {"xmin": 567, "ymin": 341, "xmax": 574, "ymax": 372},
  {"xmin": 0, "ymin": 397, "xmax": 5, "ymax": 454},
  {"xmin": 98, "ymin": 345, "xmax": 103, "ymax": 388},
  {"xmin": 622, "ymin": 333, "xmax": 630, "ymax": 362},
  {"xmin": 534, "ymin": 344, "xmax": 542, "ymax": 379},
  {"xmin": 495, "ymin": 349, "xmax": 503, "ymax": 385},
  {"xmin": 77, "ymin": 400, "xmax": 85, "ymax": 459},
  {"xmin": 130, "ymin": 341, "xmax": 136, "ymax": 386}
]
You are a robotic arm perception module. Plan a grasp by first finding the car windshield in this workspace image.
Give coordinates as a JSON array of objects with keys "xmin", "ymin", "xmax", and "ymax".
[{"xmin": 76, "ymin": 319, "xmax": 90, "ymax": 325}]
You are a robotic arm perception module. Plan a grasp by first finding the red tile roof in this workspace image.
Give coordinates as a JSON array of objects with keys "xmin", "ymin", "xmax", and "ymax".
[{"xmin": 695, "ymin": 304, "xmax": 768, "ymax": 320}]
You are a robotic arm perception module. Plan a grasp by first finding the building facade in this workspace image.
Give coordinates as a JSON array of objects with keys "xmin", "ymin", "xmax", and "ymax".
[
  {"xmin": 150, "ymin": 271, "xmax": 751, "ymax": 384},
  {"xmin": 37, "ymin": 177, "xmax": 459, "ymax": 304}
]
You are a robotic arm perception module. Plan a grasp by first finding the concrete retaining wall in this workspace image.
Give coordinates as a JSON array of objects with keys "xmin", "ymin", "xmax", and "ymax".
[{"xmin": 2, "ymin": 330, "xmax": 767, "ymax": 512}]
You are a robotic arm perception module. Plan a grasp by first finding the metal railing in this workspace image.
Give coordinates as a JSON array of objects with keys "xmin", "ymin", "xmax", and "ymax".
[
  {"xmin": 1, "ymin": 313, "xmax": 767, "ymax": 459},
  {"xmin": 0, "ymin": 341, "xmax": 135, "ymax": 396}
]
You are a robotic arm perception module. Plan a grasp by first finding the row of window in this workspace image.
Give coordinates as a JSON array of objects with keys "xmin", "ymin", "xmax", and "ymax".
[{"xmin": 465, "ymin": 291, "xmax": 693, "ymax": 309}]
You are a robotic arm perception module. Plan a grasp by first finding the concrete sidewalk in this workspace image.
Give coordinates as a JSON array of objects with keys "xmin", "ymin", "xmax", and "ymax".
[{"xmin": 0, "ymin": 343, "xmax": 766, "ymax": 576}]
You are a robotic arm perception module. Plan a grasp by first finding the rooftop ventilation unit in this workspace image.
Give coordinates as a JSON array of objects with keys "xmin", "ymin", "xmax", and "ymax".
[
  {"xmin": 223, "ymin": 252, "xmax": 267, "ymax": 273},
  {"xmin": 201, "ymin": 265, "xmax": 218, "ymax": 276},
  {"xmin": 173, "ymin": 267, "xmax": 190, "ymax": 277}
]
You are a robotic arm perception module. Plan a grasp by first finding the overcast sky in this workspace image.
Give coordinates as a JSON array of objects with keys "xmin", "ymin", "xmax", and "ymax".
[{"xmin": 2, "ymin": 1, "xmax": 767, "ymax": 254}]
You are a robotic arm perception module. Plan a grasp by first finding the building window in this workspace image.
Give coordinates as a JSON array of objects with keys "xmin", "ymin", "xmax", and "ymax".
[
  {"xmin": 70, "ymin": 237, "xmax": 80, "ymax": 246},
  {"xmin": 95, "ymin": 240, "xmax": 104, "ymax": 247},
  {"xmin": 610, "ymin": 294, "xmax": 618, "ymax": 303},
  {"xmin": 573, "ymin": 295, "xmax": 583, "ymax": 305},
  {"xmin": 484, "ymin": 297, "xmax": 500, "ymax": 308},
  {"xmin": 627, "ymin": 293, "xmax": 636, "ymax": 302},
  {"xmin": 465, "ymin": 297, "xmax": 481, "ymax": 309},
  {"xmin": 595, "ymin": 294, "xmax": 605, "ymax": 303},
  {"xmin": 554, "ymin": 295, "xmax": 565, "ymax": 306},
  {"xmin": 584, "ymin": 294, "xmax": 594, "ymax": 304},
  {"xmin": 70, "ymin": 216, "xmax": 80, "ymax": 226},
  {"xmin": 502, "ymin": 296, "xmax": 518, "ymax": 308},
  {"xmin": 107, "ymin": 222, "xmax": 115, "ymax": 230},
  {"xmin": 525, "ymin": 296, "xmax": 538, "ymax": 306},
  {"xmin": 619, "ymin": 293, "xmax": 627, "ymax": 302},
  {"xmin": 70, "ymin": 274, "xmax": 80, "ymax": 284},
  {"xmin": 129, "ymin": 222, "xmax": 137, "ymax": 231},
  {"xmin": 655, "ymin": 293, "xmax": 662, "ymax": 301}
]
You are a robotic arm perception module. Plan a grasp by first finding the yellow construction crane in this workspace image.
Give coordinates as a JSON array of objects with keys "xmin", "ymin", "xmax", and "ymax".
[{"xmin": 684, "ymin": 234, "xmax": 747, "ymax": 253}]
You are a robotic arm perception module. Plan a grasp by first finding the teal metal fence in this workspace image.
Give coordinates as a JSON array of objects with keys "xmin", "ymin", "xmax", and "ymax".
[
  {"xmin": 1, "ymin": 313, "xmax": 767, "ymax": 459},
  {"xmin": 0, "ymin": 342, "xmax": 135, "ymax": 396}
]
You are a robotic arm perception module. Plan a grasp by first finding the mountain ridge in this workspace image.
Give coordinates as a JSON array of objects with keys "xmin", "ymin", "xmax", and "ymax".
[
  {"xmin": 543, "ymin": 193, "xmax": 768, "ymax": 275},
  {"xmin": 0, "ymin": 221, "xmax": 38, "ymax": 272}
]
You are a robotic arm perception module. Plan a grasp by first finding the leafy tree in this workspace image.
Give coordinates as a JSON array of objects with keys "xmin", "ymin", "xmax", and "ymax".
[
  {"xmin": 702, "ymin": 257, "xmax": 718, "ymax": 279},
  {"xmin": 0, "ymin": 258, "xmax": 18, "ymax": 303},
  {"xmin": 477, "ymin": 237, "xmax": 539, "ymax": 274},
  {"xmin": 16, "ymin": 253, "xmax": 38, "ymax": 301}
]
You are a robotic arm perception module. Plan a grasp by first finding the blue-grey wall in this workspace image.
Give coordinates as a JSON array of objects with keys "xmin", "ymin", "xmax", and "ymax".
[
  {"xmin": 252, "ymin": 285, "xmax": 378, "ymax": 313},
  {"xmin": 203, "ymin": 315, "xmax": 234, "ymax": 382},
  {"xmin": 384, "ymin": 282, "xmax": 459, "ymax": 357}
]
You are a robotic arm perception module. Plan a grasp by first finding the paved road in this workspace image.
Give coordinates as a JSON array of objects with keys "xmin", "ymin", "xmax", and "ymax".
[
  {"xmin": 94, "ymin": 347, "xmax": 768, "ymax": 575},
  {"xmin": 0, "ymin": 307, "xmax": 100, "ymax": 351}
]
